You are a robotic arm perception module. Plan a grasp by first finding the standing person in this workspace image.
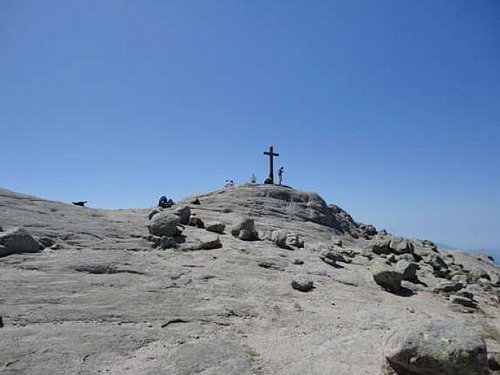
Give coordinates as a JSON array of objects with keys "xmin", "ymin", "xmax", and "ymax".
[
  {"xmin": 250, "ymin": 173, "xmax": 256, "ymax": 184},
  {"xmin": 278, "ymin": 166, "xmax": 284, "ymax": 185}
]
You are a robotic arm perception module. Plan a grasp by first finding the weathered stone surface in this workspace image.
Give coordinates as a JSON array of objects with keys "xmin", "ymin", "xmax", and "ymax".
[
  {"xmin": 385, "ymin": 320, "xmax": 488, "ymax": 375},
  {"xmin": 291, "ymin": 275, "xmax": 314, "ymax": 292},
  {"xmin": 0, "ymin": 227, "xmax": 42, "ymax": 257},
  {"xmin": 149, "ymin": 212, "xmax": 181, "ymax": 237},
  {"xmin": 0, "ymin": 185, "xmax": 499, "ymax": 375},
  {"xmin": 370, "ymin": 259, "xmax": 402, "ymax": 293},
  {"xmin": 205, "ymin": 221, "xmax": 225, "ymax": 234}
]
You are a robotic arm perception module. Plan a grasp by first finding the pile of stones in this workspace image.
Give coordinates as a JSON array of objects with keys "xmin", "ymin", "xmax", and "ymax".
[{"xmin": 366, "ymin": 233, "xmax": 500, "ymax": 306}]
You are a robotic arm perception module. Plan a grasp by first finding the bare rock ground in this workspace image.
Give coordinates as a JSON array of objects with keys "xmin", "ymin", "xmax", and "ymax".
[{"xmin": 0, "ymin": 185, "xmax": 499, "ymax": 374}]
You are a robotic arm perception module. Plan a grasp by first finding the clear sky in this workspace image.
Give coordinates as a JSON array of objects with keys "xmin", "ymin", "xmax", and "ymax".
[{"xmin": 1, "ymin": 1, "xmax": 499, "ymax": 255}]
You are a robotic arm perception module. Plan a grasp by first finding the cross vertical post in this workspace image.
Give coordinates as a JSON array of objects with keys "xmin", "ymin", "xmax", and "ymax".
[{"xmin": 263, "ymin": 145, "xmax": 279, "ymax": 184}]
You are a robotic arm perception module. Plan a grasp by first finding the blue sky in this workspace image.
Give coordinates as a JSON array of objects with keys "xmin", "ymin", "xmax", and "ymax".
[{"xmin": 1, "ymin": 1, "xmax": 499, "ymax": 255}]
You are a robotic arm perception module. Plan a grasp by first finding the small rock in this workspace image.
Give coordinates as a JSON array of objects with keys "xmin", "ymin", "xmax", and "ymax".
[
  {"xmin": 0, "ymin": 316, "xmax": 3, "ymax": 328},
  {"xmin": 488, "ymin": 353, "xmax": 500, "ymax": 371},
  {"xmin": 293, "ymin": 258, "xmax": 304, "ymax": 265},
  {"xmin": 285, "ymin": 233, "xmax": 303, "ymax": 248},
  {"xmin": 450, "ymin": 295, "xmax": 477, "ymax": 308},
  {"xmin": 291, "ymin": 275, "xmax": 314, "ymax": 292},
  {"xmin": 159, "ymin": 236, "xmax": 177, "ymax": 249},
  {"xmin": 188, "ymin": 215, "xmax": 205, "ymax": 228},
  {"xmin": 455, "ymin": 289, "xmax": 474, "ymax": 299},
  {"xmin": 322, "ymin": 248, "xmax": 351, "ymax": 265},
  {"xmin": 258, "ymin": 260, "xmax": 285, "ymax": 271},
  {"xmin": 433, "ymin": 281, "xmax": 463, "ymax": 294},
  {"xmin": 205, "ymin": 221, "xmax": 225, "ymax": 234},
  {"xmin": 187, "ymin": 235, "xmax": 222, "ymax": 251},
  {"xmin": 270, "ymin": 230, "xmax": 288, "ymax": 248},
  {"xmin": 332, "ymin": 238, "xmax": 343, "ymax": 247},
  {"xmin": 38, "ymin": 236, "xmax": 56, "ymax": 248}
]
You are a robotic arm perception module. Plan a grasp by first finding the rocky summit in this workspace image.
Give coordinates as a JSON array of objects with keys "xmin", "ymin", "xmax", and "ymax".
[{"xmin": 0, "ymin": 184, "xmax": 499, "ymax": 374}]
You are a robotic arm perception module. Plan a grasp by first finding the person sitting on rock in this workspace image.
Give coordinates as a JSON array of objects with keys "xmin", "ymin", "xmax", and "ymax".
[{"xmin": 158, "ymin": 196, "xmax": 173, "ymax": 208}]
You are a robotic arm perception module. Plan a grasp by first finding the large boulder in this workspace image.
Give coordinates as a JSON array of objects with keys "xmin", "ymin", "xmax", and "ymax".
[
  {"xmin": 149, "ymin": 212, "xmax": 181, "ymax": 237},
  {"xmin": 384, "ymin": 320, "xmax": 488, "ymax": 375},
  {"xmin": 370, "ymin": 259, "xmax": 402, "ymax": 293},
  {"xmin": 0, "ymin": 227, "xmax": 43, "ymax": 257}
]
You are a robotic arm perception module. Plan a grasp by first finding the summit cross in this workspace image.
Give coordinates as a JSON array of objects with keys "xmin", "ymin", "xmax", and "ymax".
[{"xmin": 263, "ymin": 145, "xmax": 279, "ymax": 184}]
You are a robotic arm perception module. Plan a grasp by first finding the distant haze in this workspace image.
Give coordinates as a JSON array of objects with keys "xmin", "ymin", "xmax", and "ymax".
[{"xmin": 1, "ymin": 1, "xmax": 499, "ymax": 256}]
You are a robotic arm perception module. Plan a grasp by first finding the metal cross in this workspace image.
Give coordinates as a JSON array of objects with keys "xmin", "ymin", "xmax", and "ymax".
[{"xmin": 263, "ymin": 145, "xmax": 279, "ymax": 184}]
